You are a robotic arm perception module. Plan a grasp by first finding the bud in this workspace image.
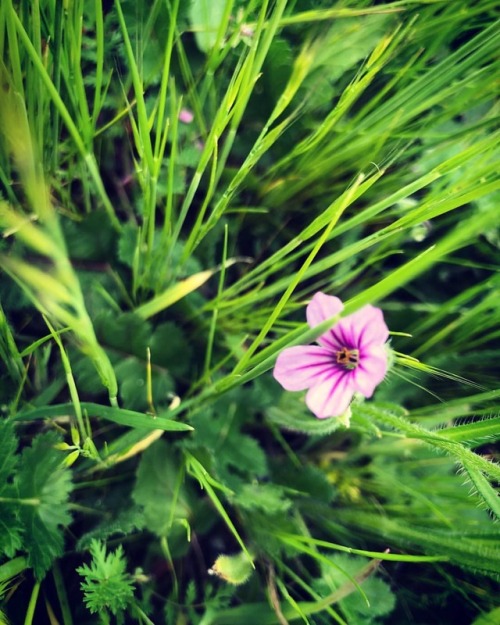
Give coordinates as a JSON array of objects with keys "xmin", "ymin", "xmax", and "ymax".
[{"xmin": 208, "ymin": 552, "xmax": 254, "ymax": 585}]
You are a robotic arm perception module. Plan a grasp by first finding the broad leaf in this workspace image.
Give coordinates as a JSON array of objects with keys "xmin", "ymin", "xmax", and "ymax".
[
  {"xmin": 0, "ymin": 421, "xmax": 23, "ymax": 557},
  {"xmin": 188, "ymin": 0, "xmax": 226, "ymax": 54},
  {"xmin": 17, "ymin": 432, "xmax": 73, "ymax": 579},
  {"xmin": 132, "ymin": 441, "xmax": 193, "ymax": 538}
]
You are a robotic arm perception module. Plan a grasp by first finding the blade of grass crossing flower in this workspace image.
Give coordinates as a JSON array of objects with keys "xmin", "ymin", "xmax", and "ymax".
[{"xmin": 233, "ymin": 175, "xmax": 365, "ymax": 374}]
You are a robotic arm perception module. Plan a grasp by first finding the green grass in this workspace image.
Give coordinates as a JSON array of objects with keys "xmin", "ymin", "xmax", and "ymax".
[{"xmin": 0, "ymin": 1, "xmax": 499, "ymax": 624}]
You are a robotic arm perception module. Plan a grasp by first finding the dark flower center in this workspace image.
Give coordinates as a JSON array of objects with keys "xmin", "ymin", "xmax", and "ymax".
[{"xmin": 336, "ymin": 347, "xmax": 359, "ymax": 370}]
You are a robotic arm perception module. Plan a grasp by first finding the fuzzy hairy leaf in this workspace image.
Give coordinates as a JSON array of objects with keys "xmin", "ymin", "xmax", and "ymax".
[{"xmin": 266, "ymin": 401, "xmax": 343, "ymax": 436}]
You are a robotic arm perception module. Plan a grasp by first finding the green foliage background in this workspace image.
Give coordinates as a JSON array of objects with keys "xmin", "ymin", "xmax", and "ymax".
[{"xmin": 0, "ymin": 0, "xmax": 499, "ymax": 624}]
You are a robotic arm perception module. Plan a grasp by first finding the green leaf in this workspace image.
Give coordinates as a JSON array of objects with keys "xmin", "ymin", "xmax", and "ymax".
[
  {"xmin": 14, "ymin": 402, "xmax": 193, "ymax": 432},
  {"xmin": 471, "ymin": 607, "xmax": 500, "ymax": 625},
  {"xmin": 188, "ymin": 0, "xmax": 226, "ymax": 54},
  {"xmin": 117, "ymin": 222, "xmax": 139, "ymax": 268},
  {"xmin": 77, "ymin": 539, "xmax": 135, "ymax": 616},
  {"xmin": 0, "ymin": 421, "xmax": 18, "ymax": 487},
  {"xmin": 462, "ymin": 460, "xmax": 500, "ymax": 521},
  {"xmin": 0, "ymin": 421, "xmax": 23, "ymax": 558},
  {"xmin": 313, "ymin": 554, "xmax": 396, "ymax": 625},
  {"xmin": 266, "ymin": 399, "xmax": 343, "ymax": 436},
  {"xmin": 95, "ymin": 311, "xmax": 152, "ymax": 360},
  {"xmin": 438, "ymin": 416, "xmax": 500, "ymax": 445},
  {"xmin": 17, "ymin": 432, "xmax": 73, "ymax": 579},
  {"xmin": 189, "ymin": 395, "xmax": 268, "ymax": 489},
  {"xmin": 115, "ymin": 356, "xmax": 173, "ymax": 411},
  {"xmin": 149, "ymin": 322, "xmax": 193, "ymax": 377},
  {"xmin": 132, "ymin": 441, "xmax": 193, "ymax": 538},
  {"xmin": 271, "ymin": 462, "xmax": 335, "ymax": 503},
  {"xmin": 77, "ymin": 507, "xmax": 145, "ymax": 551},
  {"xmin": 233, "ymin": 483, "xmax": 292, "ymax": 514},
  {"xmin": 61, "ymin": 211, "xmax": 116, "ymax": 261}
]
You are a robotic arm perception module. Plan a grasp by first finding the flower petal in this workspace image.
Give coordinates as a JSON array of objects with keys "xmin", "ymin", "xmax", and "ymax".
[
  {"xmin": 306, "ymin": 292, "xmax": 344, "ymax": 349},
  {"xmin": 273, "ymin": 345, "xmax": 335, "ymax": 391},
  {"xmin": 353, "ymin": 345, "xmax": 388, "ymax": 397},
  {"xmin": 306, "ymin": 292, "xmax": 344, "ymax": 327},
  {"xmin": 305, "ymin": 371, "xmax": 354, "ymax": 418},
  {"xmin": 332, "ymin": 305, "xmax": 389, "ymax": 349}
]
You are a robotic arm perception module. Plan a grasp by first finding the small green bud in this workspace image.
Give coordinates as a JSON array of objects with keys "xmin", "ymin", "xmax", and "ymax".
[{"xmin": 208, "ymin": 552, "xmax": 254, "ymax": 586}]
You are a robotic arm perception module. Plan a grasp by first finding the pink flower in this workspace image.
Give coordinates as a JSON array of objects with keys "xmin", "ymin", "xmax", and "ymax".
[
  {"xmin": 179, "ymin": 108, "xmax": 194, "ymax": 124},
  {"xmin": 273, "ymin": 293, "xmax": 389, "ymax": 419}
]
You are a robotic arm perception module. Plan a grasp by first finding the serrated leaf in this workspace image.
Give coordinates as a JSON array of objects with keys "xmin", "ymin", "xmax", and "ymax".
[
  {"xmin": 77, "ymin": 540, "xmax": 135, "ymax": 615},
  {"xmin": 225, "ymin": 434, "xmax": 267, "ymax": 477},
  {"xmin": 17, "ymin": 432, "xmax": 72, "ymax": 579},
  {"xmin": 0, "ymin": 421, "xmax": 17, "ymax": 485},
  {"xmin": 0, "ymin": 421, "xmax": 23, "ymax": 558},
  {"xmin": 0, "ymin": 514, "xmax": 23, "ymax": 559}
]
